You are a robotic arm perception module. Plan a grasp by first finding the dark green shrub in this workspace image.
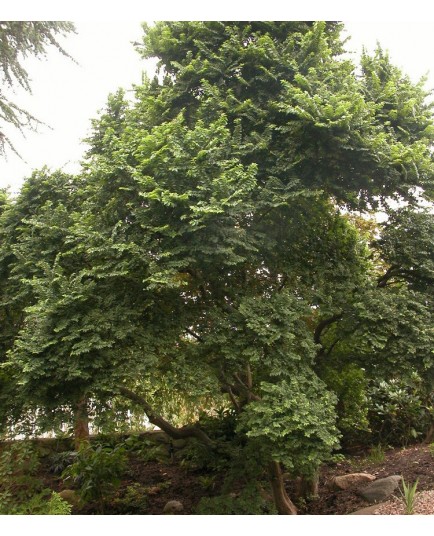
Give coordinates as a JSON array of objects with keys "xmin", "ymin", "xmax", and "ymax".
[
  {"xmin": 320, "ymin": 363, "xmax": 370, "ymax": 445},
  {"xmin": 177, "ymin": 409, "xmax": 239, "ymax": 472},
  {"xmin": 367, "ymin": 376, "xmax": 431, "ymax": 446},
  {"xmin": 0, "ymin": 441, "xmax": 43, "ymax": 514}
]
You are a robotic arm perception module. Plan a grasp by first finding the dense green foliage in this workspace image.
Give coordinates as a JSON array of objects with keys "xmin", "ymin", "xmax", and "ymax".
[{"xmin": 0, "ymin": 21, "xmax": 433, "ymax": 513}]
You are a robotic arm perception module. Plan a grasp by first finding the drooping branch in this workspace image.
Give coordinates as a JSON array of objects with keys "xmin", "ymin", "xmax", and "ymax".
[{"xmin": 118, "ymin": 386, "xmax": 214, "ymax": 447}]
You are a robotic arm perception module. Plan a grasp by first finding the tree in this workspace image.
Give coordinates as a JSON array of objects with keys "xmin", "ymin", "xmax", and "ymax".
[
  {"xmin": 0, "ymin": 169, "xmax": 85, "ymax": 436},
  {"xmin": 0, "ymin": 21, "xmax": 75, "ymax": 155},
  {"xmin": 3, "ymin": 22, "xmax": 433, "ymax": 514}
]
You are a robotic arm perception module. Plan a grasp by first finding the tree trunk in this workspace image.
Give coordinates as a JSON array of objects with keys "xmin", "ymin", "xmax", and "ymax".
[
  {"xmin": 295, "ymin": 472, "xmax": 319, "ymax": 499},
  {"xmin": 424, "ymin": 422, "xmax": 434, "ymax": 444},
  {"xmin": 268, "ymin": 461, "xmax": 297, "ymax": 515},
  {"xmin": 73, "ymin": 396, "xmax": 90, "ymax": 450}
]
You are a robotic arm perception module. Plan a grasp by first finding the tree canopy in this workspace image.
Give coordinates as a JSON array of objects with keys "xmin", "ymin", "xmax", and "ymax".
[{"xmin": 0, "ymin": 21, "xmax": 433, "ymax": 514}]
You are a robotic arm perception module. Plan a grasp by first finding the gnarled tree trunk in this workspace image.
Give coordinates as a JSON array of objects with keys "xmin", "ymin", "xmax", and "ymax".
[
  {"xmin": 119, "ymin": 386, "xmax": 214, "ymax": 447},
  {"xmin": 268, "ymin": 461, "xmax": 297, "ymax": 515}
]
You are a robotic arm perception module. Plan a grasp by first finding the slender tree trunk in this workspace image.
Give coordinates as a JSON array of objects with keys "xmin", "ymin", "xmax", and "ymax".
[
  {"xmin": 268, "ymin": 461, "xmax": 297, "ymax": 515},
  {"xmin": 295, "ymin": 472, "xmax": 319, "ymax": 499},
  {"xmin": 73, "ymin": 396, "xmax": 90, "ymax": 450},
  {"xmin": 424, "ymin": 422, "xmax": 434, "ymax": 444}
]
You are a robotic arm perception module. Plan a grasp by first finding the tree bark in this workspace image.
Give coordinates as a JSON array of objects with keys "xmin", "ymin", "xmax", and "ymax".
[
  {"xmin": 268, "ymin": 461, "xmax": 298, "ymax": 515},
  {"xmin": 73, "ymin": 396, "xmax": 90, "ymax": 450},
  {"xmin": 424, "ymin": 422, "xmax": 434, "ymax": 444},
  {"xmin": 119, "ymin": 386, "xmax": 214, "ymax": 447},
  {"xmin": 295, "ymin": 472, "xmax": 319, "ymax": 499}
]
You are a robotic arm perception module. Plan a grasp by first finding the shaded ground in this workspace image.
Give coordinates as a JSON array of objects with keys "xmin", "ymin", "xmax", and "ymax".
[{"xmin": 35, "ymin": 441, "xmax": 433, "ymax": 515}]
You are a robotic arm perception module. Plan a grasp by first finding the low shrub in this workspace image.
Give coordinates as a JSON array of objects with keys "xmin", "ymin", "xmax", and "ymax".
[
  {"xmin": 195, "ymin": 484, "xmax": 276, "ymax": 515},
  {"xmin": 62, "ymin": 442, "xmax": 127, "ymax": 513},
  {"xmin": 0, "ymin": 441, "xmax": 71, "ymax": 514}
]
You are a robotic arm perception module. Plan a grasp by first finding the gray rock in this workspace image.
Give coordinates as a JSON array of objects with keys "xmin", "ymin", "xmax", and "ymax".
[
  {"xmin": 163, "ymin": 500, "xmax": 184, "ymax": 514},
  {"xmin": 358, "ymin": 475, "xmax": 402, "ymax": 503},
  {"xmin": 332, "ymin": 473, "xmax": 376, "ymax": 490}
]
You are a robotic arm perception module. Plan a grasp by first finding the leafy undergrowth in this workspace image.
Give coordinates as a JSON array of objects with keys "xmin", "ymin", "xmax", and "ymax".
[{"xmin": 1, "ymin": 438, "xmax": 433, "ymax": 515}]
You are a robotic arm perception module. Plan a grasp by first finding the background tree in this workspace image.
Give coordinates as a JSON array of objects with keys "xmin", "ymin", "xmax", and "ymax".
[{"xmin": 0, "ymin": 21, "xmax": 75, "ymax": 155}]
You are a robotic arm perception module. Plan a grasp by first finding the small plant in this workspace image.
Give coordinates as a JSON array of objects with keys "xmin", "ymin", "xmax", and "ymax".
[
  {"xmin": 399, "ymin": 477, "xmax": 418, "ymax": 515},
  {"xmin": 429, "ymin": 442, "xmax": 434, "ymax": 458},
  {"xmin": 49, "ymin": 451, "xmax": 78, "ymax": 474},
  {"xmin": 112, "ymin": 483, "xmax": 148, "ymax": 514},
  {"xmin": 62, "ymin": 442, "xmax": 127, "ymax": 513},
  {"xmin": 19, "ymin": 490, "xmax": 72, "ymax": 515},
  {"xmin": 45, "ymin": 491, "xmax": 73, "ymax": 515},
  {"xmin": 367, "ymin": 444, "xmax": 386, "ymax": 464},
  {"xmin": 143, "ymin": 480, "xmax": 172, "ymax": 495},
  {"xmin": 198, "ymin": 474, "xmax": 216, "ymax": 491}
]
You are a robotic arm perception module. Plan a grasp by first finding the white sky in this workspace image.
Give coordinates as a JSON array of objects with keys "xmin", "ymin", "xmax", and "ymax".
[{"xmin": 2, "ymin": 10, "xmax": 434, "ymax": 194}]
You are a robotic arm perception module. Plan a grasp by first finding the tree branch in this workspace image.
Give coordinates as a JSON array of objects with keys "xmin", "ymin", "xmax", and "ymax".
[
  {"xmin": 277, "ymin": 274, "xmax": 288, "ymax": 292},
  {"xmin": 233, "ymin": 372, "xmax": 261, "ymax": 401},
  {"xmin": 377, "ymin": 264, "xmax": 399, "ymax": 288},
  {"xmin": 325, "ymin": 338, "xmax": 340, "ymax": 356},
  {"xmin": 185, "ymin": 327, "xmax": 204, "ymax": 343},
  {"xmin": 313, "ymin": 313, "xmax": 342, "ymax": 346},
  {"xmin": 221, "ymin": 384, "xmax": 242, "ymax": 412},
  {"xmin": 118, "ymin": 386, "xmax": 214, "ymax": 447}
]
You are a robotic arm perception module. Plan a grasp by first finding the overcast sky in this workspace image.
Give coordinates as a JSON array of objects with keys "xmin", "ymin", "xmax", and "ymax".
[{"xmin": 2, "ymin": 18, "xmax": 434, "ymax": 194}]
